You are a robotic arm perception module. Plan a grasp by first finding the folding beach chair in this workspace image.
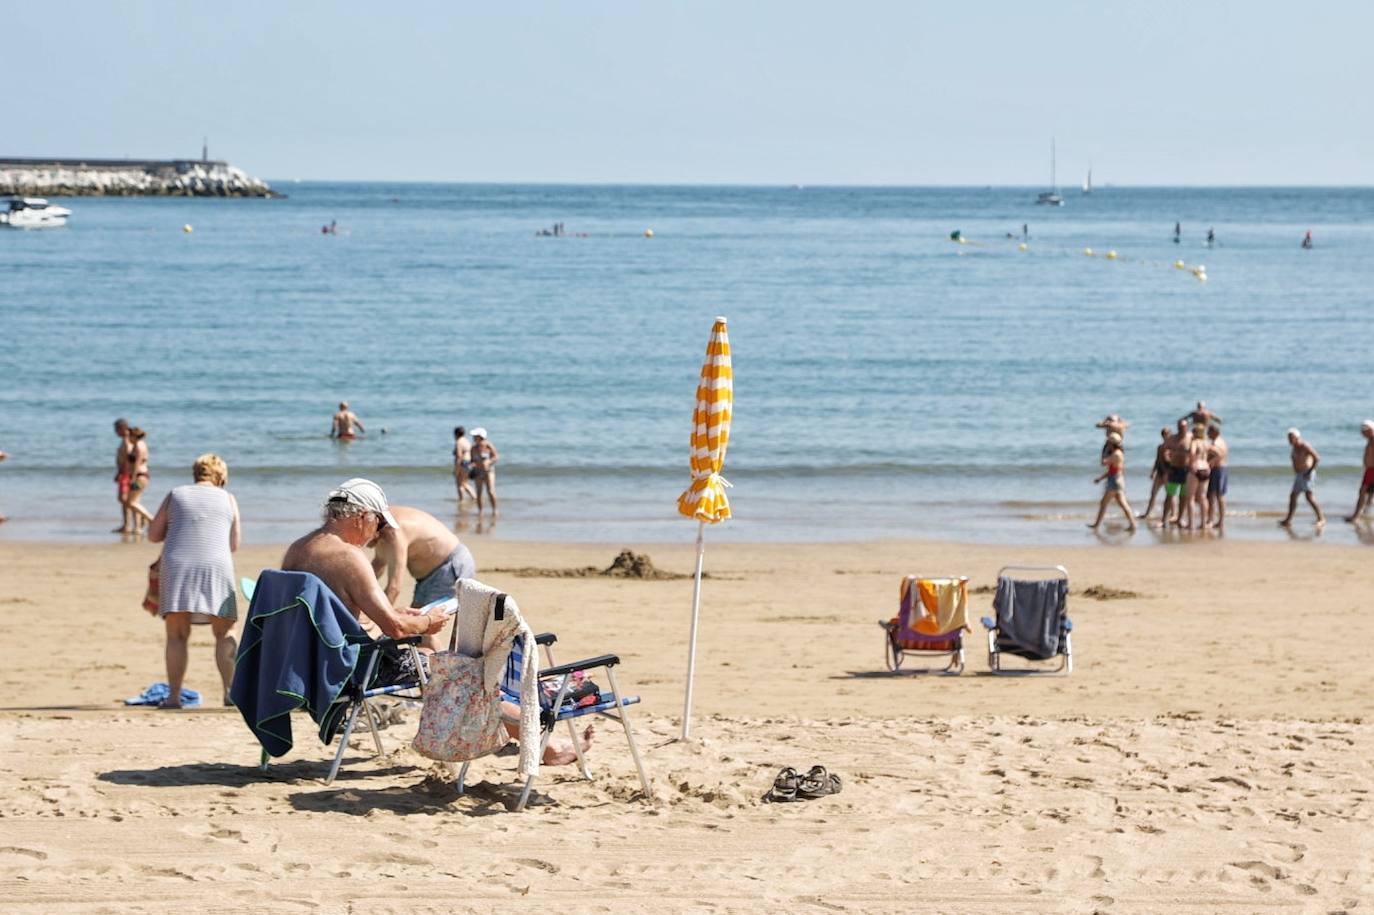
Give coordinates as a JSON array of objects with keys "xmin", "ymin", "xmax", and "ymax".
[
  {"xmin": 879, "ymin": 575, "xmax": 970, "ymax": 673},
  {"xmin": 230, "ymin": 570, "xmax": 429, "ymax": 785},
  {"xmin": 980, "ymin": 565, "xmax": 1073, "ymax": 674},
  {"xmin": 449, "ymin": 584, "xmax": 652, "ymax": 811}
]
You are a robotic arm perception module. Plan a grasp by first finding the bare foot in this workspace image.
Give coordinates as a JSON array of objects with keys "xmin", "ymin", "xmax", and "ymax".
[
  {"xmin": 1086, "ymin": 523, "xmax": 1099, "ymax": 530},
  {"xmin": 1278, "ymin": 519, "xmax": 1292, "ymax": 527},
  {"xmin": 541, "ymin": 724, "xmax": 595, "ymax": 766},
  {"xmin": 157, "ymin": 698, "xmax": 183, "ymax": 710},
  {"xmin": 1315, "ymin": 518, "xmax": 1326, "ymax": 529}
]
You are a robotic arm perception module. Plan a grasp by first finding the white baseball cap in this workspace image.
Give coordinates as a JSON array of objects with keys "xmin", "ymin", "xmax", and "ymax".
[
  {"xmin": 326, "ymin": 478, "xmax": 398, "ymax": 528},
  {"xmin": 470, "ymin": 427, "xmax": 488, "ymax": 439},
  {"xmin": 1362, "ymin": 420, "xmax": 1374, "ymax": 432},
  {"xmin": 1286, "ymin": 428, "xmax": 1301, "ymax": 439}
]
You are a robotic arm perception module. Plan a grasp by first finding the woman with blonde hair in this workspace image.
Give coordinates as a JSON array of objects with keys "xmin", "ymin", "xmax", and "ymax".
[{"xmin": 147, "ymin": 453, "xmax": 241, "ymax": 708}]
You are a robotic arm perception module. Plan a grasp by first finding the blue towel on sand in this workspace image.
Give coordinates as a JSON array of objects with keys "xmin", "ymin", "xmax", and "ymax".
[
  {"xmin": 993, "ymin": 577, "xmax": 1069, "ymax": 659},
  {"xmin": 125, "ymin": 683, "xmax": 202, "ymax": 707},
  {"xmin": 228, "ymin": 571, "xmax": 364, "ymax": 758}
]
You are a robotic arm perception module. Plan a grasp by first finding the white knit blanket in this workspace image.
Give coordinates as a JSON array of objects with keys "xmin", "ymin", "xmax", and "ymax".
[{"xmin": 453, "ymin": 579, "xmax": 541, "ymax": 779}]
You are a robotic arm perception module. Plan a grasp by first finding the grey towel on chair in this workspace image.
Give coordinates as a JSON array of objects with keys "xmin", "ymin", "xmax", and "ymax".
[{"xmin": 993, "ymin": 577, "xmax": 1068, "ymax": 659}]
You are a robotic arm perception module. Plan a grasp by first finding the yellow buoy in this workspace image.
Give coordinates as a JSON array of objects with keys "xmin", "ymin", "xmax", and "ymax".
[
  {"xmin": 182, "ymin": 224, "xmax": 194, "ymax": 233},
  {"xmin": 1174, "ymin": 259, "xmax": 1186, "ymax": 269},
  {"xmin": 644, "ymin": 229, "xmax": 654, "ymax": 238},
  {"xmin": 1106, "ymin": 250, "xmax": 1118, "ymax": 260},
  {"xmin": 1084, "ymin": 248, "xmax": 1094, "ymax": 256},
  {"xmin": 1018, "ymin": 243, "xmax": 1028, "ymax": 252}
]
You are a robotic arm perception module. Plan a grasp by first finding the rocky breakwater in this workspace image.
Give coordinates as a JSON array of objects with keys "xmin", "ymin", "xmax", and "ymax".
[{"xmin": 0, "ymin": 158, "xmax": 277, "ymax": 197}]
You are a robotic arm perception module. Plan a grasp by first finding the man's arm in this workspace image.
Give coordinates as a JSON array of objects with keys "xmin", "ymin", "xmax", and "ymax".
[
  {"xmin": 337, "ymin": 550, "xmax": 444, "ymax": 640},
  {"xmin": 1307, "ymin": 444, "xmax": 1321, "ymax": 471},
  {"xmin": 352, "ymin": 414, "xmax": 366, "ymax": 434}
]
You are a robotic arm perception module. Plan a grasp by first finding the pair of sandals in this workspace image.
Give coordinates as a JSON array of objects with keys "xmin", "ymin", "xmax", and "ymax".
[{"xmin": 763, "ymin": 765, "xmax": 843, "ymax": 803}]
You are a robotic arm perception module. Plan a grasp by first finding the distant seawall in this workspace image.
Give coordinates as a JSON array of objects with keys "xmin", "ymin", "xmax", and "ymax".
[{"xmin": 0, "ymin": 157, "xmax": 276, "ymax": 197}]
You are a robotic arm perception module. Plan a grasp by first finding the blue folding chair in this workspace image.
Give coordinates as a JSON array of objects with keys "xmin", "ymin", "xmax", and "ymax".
[
  {"xmin": 980, "ymin": 565, "xmax": 1074, "ymax": 674},
  {"xmin": 231, "ymin": 570, "xmax": 429, "ymax": 785},
  {"xmin": 455, "ymin": 628, "xmax": 652, "ymax": 811}
]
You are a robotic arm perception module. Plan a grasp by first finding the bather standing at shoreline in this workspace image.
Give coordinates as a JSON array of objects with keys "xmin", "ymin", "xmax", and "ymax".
[
  {"xmin": 1096, "ymin": 414, "xmax": 1130, "ymax": 458},
  {"xmin": 1181, "ymin": 423, "xmax": 1211, "ymax": 530},
  {"xmin": 331, "ymin": 402, "xmax": 366, "ymax": 439},
  {"xmin": 1206, "ymin": 426, "xmax": 1230, "ymax": 530},
  {"xmin": 1343, "ymin": 421, "xmax": 1374, "ymax": 523},
  {"xmin": 113, "ymin": 418, "xmax": 132, "ymax": 532},
  {"xmin": 469, "ymin": 428, "xmax": 499, "ymax": 516},
  {"xmin": 1158, "ymin": 420, "xmax": 1192, "ymax": 527},
  {"xmin": 1279, "ymin": 429, "xmax": 1324, "ymax": 528},
  {"xmin": 1137, "ymin": 428, "xmax": 1171, "ymax": 520},
  {"xmin": 452, "ymin": 426, "xmax": 477, "ymax": 505},
  {"xmin": 124, "ymin": 427, "xmax": 154, "ymax": 534},
  {"xmin": 1180, "ymin": 401, "xmax": 1222, "ymax": 429}
]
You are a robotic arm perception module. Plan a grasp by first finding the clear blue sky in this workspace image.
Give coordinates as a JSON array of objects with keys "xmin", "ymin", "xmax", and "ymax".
[{"xmin": 10, "ymin": 1, "xmax": 1371, "ymax": 185}]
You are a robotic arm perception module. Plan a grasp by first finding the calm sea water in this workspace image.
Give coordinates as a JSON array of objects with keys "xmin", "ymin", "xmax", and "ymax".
[{"xmin": 2, "ymin": 183, "xmax": 1372, "ymax": 546}]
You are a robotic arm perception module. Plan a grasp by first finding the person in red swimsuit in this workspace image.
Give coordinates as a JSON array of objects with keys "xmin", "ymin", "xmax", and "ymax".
[
  {"xmin": 1344, "ymin": 421, "xmax": 1374, "ymax": 523},
  {"xmin": 113, "ymin": 417, "xmax": 134, "ymax": 533}
]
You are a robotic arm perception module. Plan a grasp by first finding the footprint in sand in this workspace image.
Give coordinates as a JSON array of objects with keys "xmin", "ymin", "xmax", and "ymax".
[
  {"xmin": 0, "ymin": 846, "xmax": 48, "ymax": 860},
  {"xmin": 514, "ymin": 858, "xmax": 560, "ymax": 874},
  {"xmin": 208, "ymin": 827, "xmax": 247, "ymax": 842},
  {"xmin": 1230, "ymin": 860, "xmax": 1284, "ymax": 883}
]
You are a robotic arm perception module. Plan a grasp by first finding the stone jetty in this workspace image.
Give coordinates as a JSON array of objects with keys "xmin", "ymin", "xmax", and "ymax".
[{"xmin": 0, "ymin": 157, "xmax": 276, "ymax": 197}]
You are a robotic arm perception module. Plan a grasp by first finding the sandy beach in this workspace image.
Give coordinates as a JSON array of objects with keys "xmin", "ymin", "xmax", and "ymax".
[{"xmin": 2, "ymin": 536, "xmax": 1372, "ymax": 913}]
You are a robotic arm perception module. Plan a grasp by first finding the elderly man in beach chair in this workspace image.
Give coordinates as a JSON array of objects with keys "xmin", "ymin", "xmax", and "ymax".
[
  {"xmin": 229, "ymin": 568, "xmax": 434, "ymax": 784},
  {"xmin": 981, "ymin": 565, "xmax": 1074, "ymax": 674}
]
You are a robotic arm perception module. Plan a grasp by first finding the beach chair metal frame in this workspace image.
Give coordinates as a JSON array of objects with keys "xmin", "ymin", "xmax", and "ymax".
[
  {"xmin": 252, "ymin": 634, "xmax": 429, "ymax": 785},
  {"xmin": 236, "ymin": 574, "xmax": 430, "ymax": 785},
  {"xmin": 980, "ymin": 565, "xmax": 1073, "ymax": 675},
  {"xmin": 879, "ymin": 574, "xmax": 969, "ymax": 674},
  {"xmin": 455, "ymin": 631, "xmax": 652, "ymax": 811}
]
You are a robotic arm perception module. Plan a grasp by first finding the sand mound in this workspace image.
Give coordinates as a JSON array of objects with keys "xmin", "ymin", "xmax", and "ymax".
[{"xmin": 491, "ymin": 549, "xmax": 699, "ymax": 581}]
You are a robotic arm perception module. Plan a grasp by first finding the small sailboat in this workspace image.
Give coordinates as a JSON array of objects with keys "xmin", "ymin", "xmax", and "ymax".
[
  {"xmin": 1036, "ymin": 138, "xmax": 1064, "ymax": 206},
  {"xmin": 1081, "ymin": 166, "xmax": 1092, "ymax": 194}
]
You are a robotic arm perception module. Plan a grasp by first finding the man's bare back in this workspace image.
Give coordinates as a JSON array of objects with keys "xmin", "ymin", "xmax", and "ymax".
[
  {"xmin": 331, "ymin": 402, "xmax": 364, "ymax": 438},
  {"xmin": 283, "ymin": 527, "xmax": 442, "ymax": 640},
  {"xmin": 371, "ymin": 505, "xmax": 465, "ymax": 608}
]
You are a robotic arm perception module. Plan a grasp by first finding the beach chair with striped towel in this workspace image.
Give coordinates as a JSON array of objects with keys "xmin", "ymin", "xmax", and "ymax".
[
  {"xmin": 879, "ymin": 575, "xmax": 970, "ymax": 674},
  {"xmin": 445, "ymin": 582, "xmax": 652, "ymax": 811},
  {"xmin": 980, "ymin": 565, "xmax": 1073, "ymax": 674}
]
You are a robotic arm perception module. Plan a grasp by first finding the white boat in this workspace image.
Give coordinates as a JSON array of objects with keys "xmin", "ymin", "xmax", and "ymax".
[
  {"xmin": 1081, "ymin": 166, "xmax": 1092, "ymax": 194},
  {"xmin": 0, "ymin": 197, "xmax": 72, "ymax": 228},
  {"xmin": 1035, "ymin": 139, "xmax": 1064, "ymax": 206}
]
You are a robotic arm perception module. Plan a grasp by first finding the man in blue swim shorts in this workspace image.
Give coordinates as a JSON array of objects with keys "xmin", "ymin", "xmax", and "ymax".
[
  {"xmin": 1279, "ymin": 428, "xmax": 1325, "ymax": 528},
  {"xmin": 371, "ymin": 505, "xmax": 477, "ymax": 649}
]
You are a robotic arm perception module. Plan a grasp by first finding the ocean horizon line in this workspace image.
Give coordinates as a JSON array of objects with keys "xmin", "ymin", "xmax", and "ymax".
[{"xmin": 249, "ymin": 179, "xmax": 1374, "ymax": 191}]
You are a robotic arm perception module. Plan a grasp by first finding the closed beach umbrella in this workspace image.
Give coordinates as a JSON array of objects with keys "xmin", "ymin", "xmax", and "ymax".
[{"xmin": 677, "ymin": 316, "xmax": 733, "ymax": 739}]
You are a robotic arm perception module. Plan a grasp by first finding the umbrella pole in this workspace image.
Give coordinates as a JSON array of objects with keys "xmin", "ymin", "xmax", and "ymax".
[{"xmin": 681, "ymin": 520, "xmax": 707, "ymax": 740}]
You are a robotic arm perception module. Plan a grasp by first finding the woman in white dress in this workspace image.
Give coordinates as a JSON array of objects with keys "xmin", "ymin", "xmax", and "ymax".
[{"xmin": 147, "ymin": 454, "xmax": 241, "ymax": 708}]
